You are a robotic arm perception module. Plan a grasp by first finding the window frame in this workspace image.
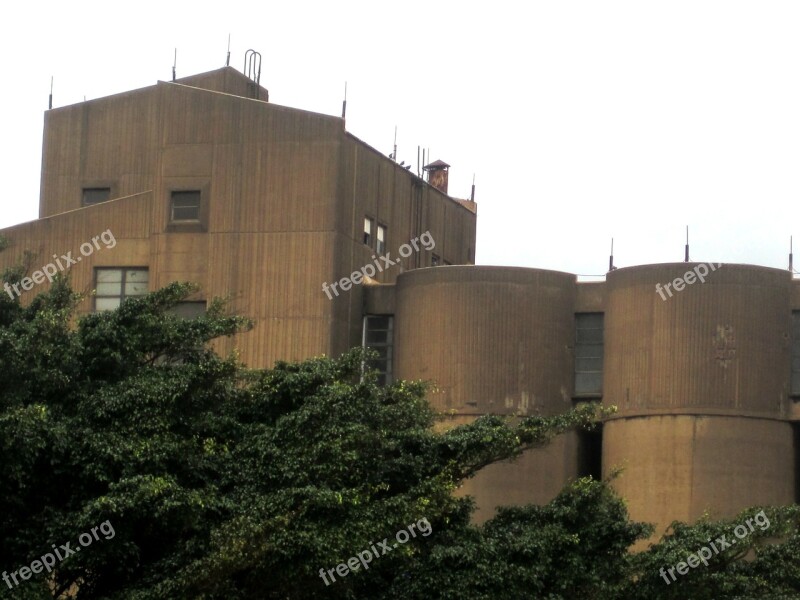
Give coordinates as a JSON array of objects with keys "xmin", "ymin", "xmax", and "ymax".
[
  {"xmin": 363, "ymin": 216, "xmax": 374, "ymax": 247},
  {"xmin": 574, "ymin": 312, "xmax": 604, "ymax": 398},
  {"xmin": 362, "ymin": 315, "xmax": 394, "ymax": 386},
  {"xmin": 82, "ymin": 187, "xmax": 112, "ymax": 206},
  {"xmin": 376, "ymin": 223, "xmax": 387, "ymax": 255},
  {"xmin": 791, "ymin": 311, "xmax": 800, "ymax": 397},
  {"xmin": 170, "ymin": 190, "xmax": 202, "ymax": 223},
  {"xmin": 93, "ymin": 267, "xmax": 150, "ymax": 312}
]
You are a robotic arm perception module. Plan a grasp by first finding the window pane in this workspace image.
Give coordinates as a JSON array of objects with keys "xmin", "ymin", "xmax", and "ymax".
[
  {"xmin": 578, "ymin": 313, "xmax": 604, "ymax": 328},
  {"xmin": 126, "ymin": 270, "xmax": 149, "ymax": 283},
  {"xmin": 576, "ymin": 357, "xmax": 603, "ymax": 372},
  {"xmin": 367, "ymin": 316, "xmax": 391, "ymax": 330},
  {"xmin": 575, "ymin": 344, "xmax": 603, "ymax": 358},
  {"xmin": 96, "ymin": 282, "xmax": 122, "ymax": 296},
  {"xmin": 96, "ymin": 269, "xmax": 123, "ymax": 283},
  {"xmin": 171, "ymin": 191, "xmax": 201, "ymax": 221},
  {"xmin": 170, "ymin": 301, "xmax": 206, "ymax": 320},
  {"xmin": 83, "ymin": 188, "xmax": 111, "ymax": 205},
  {"xmin": 95, "ymin": 297, "xmax": 121, "ymax": 311},
  {"xmin": 577, "ymin": 328, "xmax": 603, "ymax": 343},
  {"xmin": 366, "ymin": 329, "xmax": 389, "ymax": 344},
  {"xmin": 125, "ymin": 281, "xmax": 148, "ymax": 296},
  {"xmin": 575, "ymin": 373, "xmax": 603, "ymax": 395},
  {"xmin": 363, "ymin": 218, "xmax": 372, "ymax": 245}
]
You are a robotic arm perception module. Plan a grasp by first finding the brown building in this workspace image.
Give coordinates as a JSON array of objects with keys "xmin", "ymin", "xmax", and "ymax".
[{"xmin": 1, "ymin": 66, "xmax": 797, "ymax": 544}]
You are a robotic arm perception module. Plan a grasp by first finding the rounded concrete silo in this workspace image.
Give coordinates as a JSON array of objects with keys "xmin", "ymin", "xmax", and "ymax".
[
  {"xmin": 602, "ymin": 263, "xmax": 794, "ymax": 540},
  {"xmin": 394, "ymin": 266, "xmax": 580, "ymax": 519}
]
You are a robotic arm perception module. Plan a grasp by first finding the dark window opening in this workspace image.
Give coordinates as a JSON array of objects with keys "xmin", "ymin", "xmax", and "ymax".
[
  {"xmin": 171, "ymin": 191, "xmax": 201, "ymax": 222},
  {"xmin": 83, "ymin": 187, "xmax": 111, "ymax": 206},
  {"xmin": 363, "ymin": 315, "xmax": 393, "ymax": 386},
  {"xmin": 575, "ymin": 313, "xmax": 604, "ymax": 396},
  {"xmin": 577, "ymin": 427, "xmax": 602, "ymax": 480}
]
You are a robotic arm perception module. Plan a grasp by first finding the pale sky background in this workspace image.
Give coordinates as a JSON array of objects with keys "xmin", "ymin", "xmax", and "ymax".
[{"xmin": 1, "ymin": 1, "xmax": 799, "ymax": 278}]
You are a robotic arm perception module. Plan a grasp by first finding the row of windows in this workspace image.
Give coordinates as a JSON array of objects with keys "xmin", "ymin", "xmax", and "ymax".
[
  {"xmin": 363, "ymin": 217, "xmax": 387, "ymax": 255},
  {"xmin": 82, "ymin": 188, "xmax": 201, "ymax": 223},
  {"xmin": 361, "ymin": 313, "xmax": 604, "ymax": 393}
]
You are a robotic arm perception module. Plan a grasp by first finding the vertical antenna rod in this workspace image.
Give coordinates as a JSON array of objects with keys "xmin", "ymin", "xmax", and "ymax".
[
  {"xmin": 172, "ymin": 49, "xmax": 177, "ymax": 81},
  {"xmin": 684, "ymin": 226, "xmax": 690, "ymax": 262},
  {"xmin": 48, "ymin": 76, "xmax": 53, "ymax": 110},
  {"xmin": 226, "ymin": 34, "xmax": 231, "ymax": 66},
  {"xmin": 393, "ymin": 126, "xmax": 397, "ymax": 162},
  {"xmin": 341, "ymin": 82, "xmax": 347, "ymax": 119},
  {"xmin": 471, "ymin": 173, "xmax": 476, "ymax": 201},
  {"xmin": 790, "ymin": 236, "xmax": 794, "ymax": 272},
  {"xmin": 609, "ymin": 238, "xmax": 615, "ymax": 271}
]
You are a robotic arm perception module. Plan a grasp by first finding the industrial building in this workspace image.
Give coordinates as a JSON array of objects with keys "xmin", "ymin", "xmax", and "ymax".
[{"xmin": 0, "ymin": 64, "xmax": 797, "ymax": 544}]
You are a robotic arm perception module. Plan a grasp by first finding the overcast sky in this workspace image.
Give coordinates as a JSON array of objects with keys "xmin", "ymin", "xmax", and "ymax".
[{"xmin": 2, "ymin": 1, "xmax": 799, "ymax": 278}]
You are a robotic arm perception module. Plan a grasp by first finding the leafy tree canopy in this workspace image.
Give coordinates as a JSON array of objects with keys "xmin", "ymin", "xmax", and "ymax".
[{"xmin": 0, "ymin": 275, "xmax": 798, "ymax": 599}]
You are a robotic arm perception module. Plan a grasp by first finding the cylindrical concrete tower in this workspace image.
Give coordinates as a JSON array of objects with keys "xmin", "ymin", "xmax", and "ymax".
[
  {"xmin": 603, "ymin": 263, "xmax": 795, "ymax": 540},
  {"xmin": 394, "ymin": 266, "xmax": 579, "ymax": 519}
]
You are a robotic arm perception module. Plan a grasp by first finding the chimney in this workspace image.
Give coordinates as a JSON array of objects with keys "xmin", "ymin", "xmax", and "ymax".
[{"xmin": 423, "ymin": 159, "xmax": 450, "ymax": 194}]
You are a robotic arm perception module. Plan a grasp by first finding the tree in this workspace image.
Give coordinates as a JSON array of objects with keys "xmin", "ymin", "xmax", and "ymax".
[{"xmin": 1, "ymin": 272, "xmax": 798, "ymax": 599}]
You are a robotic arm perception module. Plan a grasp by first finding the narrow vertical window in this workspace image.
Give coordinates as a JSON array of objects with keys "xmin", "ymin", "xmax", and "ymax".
[
  {"xmin": 362, "ymin": 315, "xmax": 393, "ymax": 386},
  {"xmin": 376, "ymin": 224, "xmax": 387, "ymax": 254},
  {"xmin": 431, "ymin": 254, "xmax": 440, "ymax": 266},
  {"xmin": 791, "ymin": 312, "xmax": 800, "ymax": 396},
  {"xmin": 575, "ymin": 313, "xmax": 603, "ymax": 396},
  {"xmin": 363, "ymin": 217, "xmax": 373, "ymax": 247}
]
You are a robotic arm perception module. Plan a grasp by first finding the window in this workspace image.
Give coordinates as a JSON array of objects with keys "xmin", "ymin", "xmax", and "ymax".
[
  {"xmin": 362, "ymin": 315, "xmax": 393, "ymax": 386},
  {"xmin": 169, "ymin": 301, "xmax": 207, "ymax": 320},
  {"xmin": 363, "ymin": 217, "xmax": 373, "ymax": 246},
  {"xmin": 791, "ymin": 312, "xmax": 800, "ymax": 396},
  {"xmin": 94, "ymin": 268, "xmax": 149, "ymax": 311},
  {"xmin": 83, "ymin": 187, "xmax": 111, "ymax": 206},
  {"xmin": 376, "ymin": 224, "xmax": 387, "ymax": 255},
  {"xmin": 574, "ymin": 313, "xmax": 604, "ymax": 396},
  {"xmin": 170, "ymin": 191, "xmax": 201, "ymax": 222},
  {"xmin": 431, "ymin": 254, "xmax": 441, "ymax": 266}
]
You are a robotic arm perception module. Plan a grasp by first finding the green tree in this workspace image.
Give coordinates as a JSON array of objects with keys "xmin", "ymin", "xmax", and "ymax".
[{"xmin": 1, "ymin": 273, "xmax": 799, "ymax": 599}]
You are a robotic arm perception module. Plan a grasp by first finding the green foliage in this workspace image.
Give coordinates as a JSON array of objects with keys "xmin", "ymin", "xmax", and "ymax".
[{"xmin": 0, "ymin": 277, "xmax": 799, "ymax": 599}]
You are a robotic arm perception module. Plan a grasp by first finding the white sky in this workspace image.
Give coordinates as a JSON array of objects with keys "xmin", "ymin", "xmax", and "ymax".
[{"xmin": 2, "ymin": 1, "xmax": 799, "ymax": 277}]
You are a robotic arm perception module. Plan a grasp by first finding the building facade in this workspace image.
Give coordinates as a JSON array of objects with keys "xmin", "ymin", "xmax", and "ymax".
[{"xmin": 1, "ymin": 66, "xmax": 798, "ymax": 543}]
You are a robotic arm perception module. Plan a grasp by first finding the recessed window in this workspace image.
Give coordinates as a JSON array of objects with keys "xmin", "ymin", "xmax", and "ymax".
[
  {"xmin": 94, "ymin": 268, "xmax": 149, "ymax": 311},
  {"xmin": 791, "ymin": 312, "xmax": 800, "ymax": 396},
  {"xmin": 363, "ymin": 217, "xmax": 373, "ymax": 247},
  {"xmin": 431, "ymin": 254, "xmax": 441, "ymax": 266},
  {"xmin": 376, "ymin": 224, "xmax": 387, "ymax": 255},
  {"xmin": 171, "ymin": 191, "xmax": 201, "ymax": 222},
  {"xmin": 169, "ymin": 301, "xmax": 207, "ymax": 320},
  {"xmin": 574, "ymin": 313, "xmax": 604, "ymax": 396},
  {"xmin": 363, "ymin": 315, "xmax": 393, "ymax": 386},
  {"xmin": 83, "ymin": 188, "xmax": 111, "ymax": 206}
]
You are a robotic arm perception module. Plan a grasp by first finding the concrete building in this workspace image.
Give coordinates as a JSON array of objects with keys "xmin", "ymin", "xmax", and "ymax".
[{"xmin": 1, "ymin": 65, "xmax": 797, "ymax": 543}]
